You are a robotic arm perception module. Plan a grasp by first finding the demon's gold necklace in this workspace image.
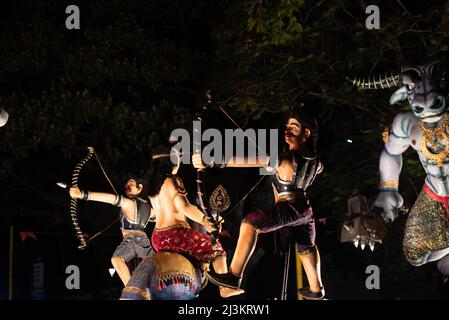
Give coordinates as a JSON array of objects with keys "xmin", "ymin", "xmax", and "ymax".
[{"xmin": 418, "ymin": 113, "xmax": 449, "ymax": 166}]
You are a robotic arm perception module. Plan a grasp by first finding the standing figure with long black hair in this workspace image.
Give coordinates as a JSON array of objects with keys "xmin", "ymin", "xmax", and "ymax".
[
  {"xmin": 193, "ymin": 112, "xmax": 325, "ymax": 299},
  {"xmin": 119, "ymin": 143, "xmax": 238, "ymax": 300},
  {"xmin": 146, "ymin": 143, "xmax": 240, "ymax": 298}
]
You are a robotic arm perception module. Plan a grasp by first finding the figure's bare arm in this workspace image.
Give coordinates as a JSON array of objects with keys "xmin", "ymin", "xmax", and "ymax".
[
  {"xmin": 379, "ymin": 112, "xmax": 412, "ymax": 189},
  {"xmin": 69, "ymin": 187, "xmax": 134, "ymax": 215},
  {"xmin": 192, "ymin": 153, "xmax": 269, "ymax": 169},
  {"xmin": 225, "ymin": 155, "xmax": 269, "ymax": 168},
  {"xmin": 374, "ymin": 112, "xmax": 412, "ymax": 221},
  {"xmin": 168, "ymin": 178, "xmax": 217, "ymax": 232}
]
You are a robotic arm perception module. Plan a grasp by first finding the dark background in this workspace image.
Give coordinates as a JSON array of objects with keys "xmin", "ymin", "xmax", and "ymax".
[{"xmin": 1, "ymin": 0, "xmax": 448, "ymax": 300}]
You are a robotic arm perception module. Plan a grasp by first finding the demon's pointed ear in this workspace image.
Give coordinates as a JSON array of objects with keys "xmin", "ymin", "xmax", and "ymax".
[{"xmin": 390, "ymin": 86, "xmax": 408, "ymax": 105}]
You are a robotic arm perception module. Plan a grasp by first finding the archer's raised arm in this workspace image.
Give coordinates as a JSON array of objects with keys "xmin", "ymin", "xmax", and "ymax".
[
  {"xmin": 69, "ymin": 187, "xmax": 134, "ymax": 213},
  {"xmin": 192, "ymin": 153, "xmax": 270, "ymax": 169}
]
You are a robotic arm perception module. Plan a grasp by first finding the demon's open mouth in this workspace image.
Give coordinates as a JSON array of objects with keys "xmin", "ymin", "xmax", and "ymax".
[{"xmin": 420, "ymin": 111, "xmax": 445, "ymax": 120}]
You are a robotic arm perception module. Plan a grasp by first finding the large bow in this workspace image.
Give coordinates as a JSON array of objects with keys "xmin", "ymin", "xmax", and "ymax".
[
  {"xmin": 216, "ymin": 101, "xmax": 268, "ymax": 215},
  {"xmin": 193, "ymin": 92, "xmax": 269, "ymax": 243},
  {"xmin": 193, "ymin": 91, "xmax": 220, "ymax": 244},
  {"xmin": 70, "ymin": 147, "xmax": 119, "ymax": 249}
]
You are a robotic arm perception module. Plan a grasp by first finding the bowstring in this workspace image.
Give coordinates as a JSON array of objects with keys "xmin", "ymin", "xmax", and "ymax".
[
  {"xmin": 216, "ymin": 102, "xmax": 270, "ymax": 215},
  {"xmin": 85, "ymin": 149, "xmax": 120, "ymax": 243}
]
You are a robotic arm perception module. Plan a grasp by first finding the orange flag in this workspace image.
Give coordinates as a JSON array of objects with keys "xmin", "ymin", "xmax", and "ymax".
[{"xmin": 20, "ymin": 232, "xmax": 37, "ymax": 241}]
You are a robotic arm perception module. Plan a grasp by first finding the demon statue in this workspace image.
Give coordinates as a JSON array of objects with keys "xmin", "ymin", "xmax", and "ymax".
[{"xmin": 351, "ymin": 61, "xmax": 449, "ymax": 275}]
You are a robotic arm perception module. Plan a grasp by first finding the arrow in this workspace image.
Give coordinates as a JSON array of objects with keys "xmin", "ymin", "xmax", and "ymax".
[{"xmin": 56, "ymin": 182, "xmax": 68, "ymax": 189}]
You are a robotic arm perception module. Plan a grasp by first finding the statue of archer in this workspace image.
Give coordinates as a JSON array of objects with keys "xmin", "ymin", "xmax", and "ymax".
[
  {"xmin": 193, "ymin": 112, "xmax": 325, "ymax": 300},
  {"xmin": 121, "ymin": 142, "xmax": 236, "ymax": 299},
  {"xmin": 69, "ymin": 175, "xmax": 155, "ymax": 286}
]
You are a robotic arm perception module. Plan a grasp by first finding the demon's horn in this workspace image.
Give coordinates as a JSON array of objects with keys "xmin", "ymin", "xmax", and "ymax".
[{"xmin": 346, "ymin": 72, "xmax": 400, "ymax": 90}]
